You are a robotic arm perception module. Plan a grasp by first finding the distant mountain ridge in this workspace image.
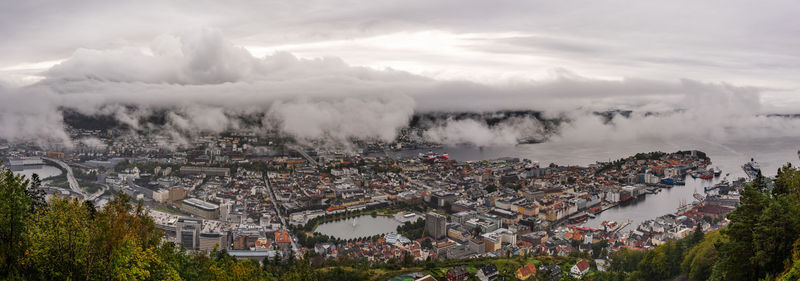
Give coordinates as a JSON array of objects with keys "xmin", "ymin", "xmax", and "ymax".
[{"xmin": 58, "ymin": 107, "xmax": 800, "ymax": 144}]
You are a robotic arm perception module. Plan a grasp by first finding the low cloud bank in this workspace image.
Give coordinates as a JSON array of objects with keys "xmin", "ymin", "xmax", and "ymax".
[{"xmin": 1, "ymin": 29, "xmax": 799, "ymax": 149}]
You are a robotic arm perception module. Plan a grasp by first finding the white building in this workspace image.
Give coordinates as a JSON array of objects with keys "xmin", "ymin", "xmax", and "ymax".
[{"xmin": 571, "ymin": 259, "xmax": 590, "ymax": 277}]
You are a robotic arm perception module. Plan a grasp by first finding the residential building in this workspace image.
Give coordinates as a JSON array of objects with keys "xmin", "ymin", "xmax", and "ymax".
[
  {"xmin": 515, "ymin": 263, "xmax": 537, "ymax": 280},
  {"xmin": 571, "ymin": 259, "xmax": 590, "ymax": 278},
  {"xmin": 445, "ymin": 265, "xmax": 468, "ymax": 281},
  {"xmin": 476, "ymin": 264, "xmax": 498, "ymax": 281}
]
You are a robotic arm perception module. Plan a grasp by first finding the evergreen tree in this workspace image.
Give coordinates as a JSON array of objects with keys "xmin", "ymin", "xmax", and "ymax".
[
  {"xmin": 774, "ymin": 163, "xmax": 800, "ymax": 197},
  {"xmin": 714, "ymin": 182, "xmax": 768, "ymax": 280},
  {"xmin": 0, "ymin": 168, "xmax": 40, "ymax": 277},
  {"xmin": 752, "ymin": 196, "xmax": 800, "ymax": 275}
]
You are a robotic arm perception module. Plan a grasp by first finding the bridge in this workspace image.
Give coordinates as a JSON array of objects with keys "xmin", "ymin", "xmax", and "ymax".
[
  {"xmin": 287, "ymin": 145, "xmax": 319, "ymax": 167},
  {"xmin": 42, "ymin": 157, "xmax": 83, "ymax": 197},
  {"xmin": 85, "ymin": 183, "xmax": 108, "ymax": 201}
]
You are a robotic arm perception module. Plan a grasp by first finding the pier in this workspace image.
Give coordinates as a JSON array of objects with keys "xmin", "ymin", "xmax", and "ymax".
[{"xmin": 609, "ymin": 219, "xmax": 632, "ymax": 233}]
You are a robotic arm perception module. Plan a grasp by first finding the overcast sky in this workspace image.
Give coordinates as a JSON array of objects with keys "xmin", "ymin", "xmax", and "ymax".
[
  {"xmin": 1, "ymin": 1, "xmax": 800, "ymax": 146},
  {"xmin": 2, "ymin": 1, "xmax": 798, "ymax": 100}
]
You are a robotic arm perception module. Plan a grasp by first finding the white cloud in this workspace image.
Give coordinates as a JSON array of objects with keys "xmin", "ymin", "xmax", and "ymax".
[
  {"xmin": 2, "ymin": 28, "xmax": 800, "ymax": 149},
  {"xmin": 423, "ymin": 117, "xmax": 546, "ymax": 146}
]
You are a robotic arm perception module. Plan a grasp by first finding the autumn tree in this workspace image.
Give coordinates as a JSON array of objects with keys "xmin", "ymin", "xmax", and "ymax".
[{"xmin": 0, "ymin": 169, "xmax": 43, "ymax": 278}]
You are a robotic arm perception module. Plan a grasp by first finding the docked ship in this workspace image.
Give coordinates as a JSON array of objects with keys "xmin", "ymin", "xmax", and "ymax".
[
  {"xmin": 742, "ymin": 158, "xmax": 761, "ymax": 179},
  {"xmin": 419, "ymin": 151, "xmax": 449, "ymax": 163},
  {"xmin": 660, "ymin": 177, "xmax": 686, "ymax": 185},
  {"xmin": 570, "ymin": 213, "xmax": 589, "ymax": 224}
]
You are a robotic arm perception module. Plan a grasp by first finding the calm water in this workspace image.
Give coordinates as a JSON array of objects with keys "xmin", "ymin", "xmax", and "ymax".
[
  {"xmin": 14, "ymin": 165, "xmax": 63, "ymax": 180},
  {"xmin": 387, "ymin": 136, "xmax": 800, "ymax": 229},
  {"xmin": 582, "ymin": 176, "xmax": 726, "ymax": 229},
  {"xmin": 315, "ymin": 215, "xmax": 402, "ymax": 239},
  {"xmin": 391, "ymin": 136, "xmax": 799, "ymax": 177}
]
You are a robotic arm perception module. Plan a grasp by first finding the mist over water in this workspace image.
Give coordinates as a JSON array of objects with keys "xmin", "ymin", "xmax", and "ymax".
[{"xmin": 397, "ymin": 136, "xmax": 799, "ymax": 177}]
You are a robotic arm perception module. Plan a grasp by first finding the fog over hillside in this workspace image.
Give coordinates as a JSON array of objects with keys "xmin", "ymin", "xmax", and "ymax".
[{"xmin": 2, "ymin": 29, "xmax": 800, "ymax": 148}]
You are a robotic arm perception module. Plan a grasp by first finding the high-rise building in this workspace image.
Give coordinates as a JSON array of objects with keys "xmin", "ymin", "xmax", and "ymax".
[
  {"xmin": 426, "ymin": 212, "xmax": 447, "ymax": 240},
  {"xmin": 176, "ymin": 218, "xmax": 202, "ymax": 250}
]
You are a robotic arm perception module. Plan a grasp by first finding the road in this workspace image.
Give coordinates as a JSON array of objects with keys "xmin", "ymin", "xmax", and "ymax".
[
  {"xmin": 86, "ymin": 183, "xmax": 108, "ymax": 201},
  {"xmin": 263, "ymin": 176, "xmax": 300, "ymax": 258},
  {"xmin": 43, "ymin": 157, "xmax": 83, "ymax": 197}
]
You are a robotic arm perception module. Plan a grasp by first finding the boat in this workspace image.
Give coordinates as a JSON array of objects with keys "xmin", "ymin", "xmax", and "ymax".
[
  {"xmin": 420, "ymin": 151, "xmax": 449, "ymax": 163},
  {"xmin": 705, "ymin": 180, "xmax": 731, "ymax": 192},
  {"xmin": 712, "ymin": 167, "xmax": 722, "ymax": 177},
  {"xmin": 693, "ymin": 167, "xmax": 714, "ymax": 180},
  {"xmin": 660, "ymin": 178, "xmax": 686, "ymax": 185},
  {"xmin": 660, "ymin": 178, "xmax": 676, "ymax": 185},
  {"xmin": 691, "ymin": 168, "xmax": 704, "ymax": 179},
  {"xmin": 570, "ymin": 214, "xmax": 589, "ymax": 223},
  {"xmin": 742, "ymin": 158, "xmax": 761, "ymax": 179}
]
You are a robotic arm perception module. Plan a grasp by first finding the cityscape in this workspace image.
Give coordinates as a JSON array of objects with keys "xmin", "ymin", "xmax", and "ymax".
[
  {"xmin": 0, "ymin": 127, "xmax": 749, "ymax": 280},
  {"xmin": 2, "ymin": 1, "xmax": 800, "ymax": 281}
]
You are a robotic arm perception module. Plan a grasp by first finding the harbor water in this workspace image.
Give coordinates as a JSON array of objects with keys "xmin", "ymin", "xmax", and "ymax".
[{"xmin": 385, "ymin": 135, "xmax": 800, "ymax": 229}]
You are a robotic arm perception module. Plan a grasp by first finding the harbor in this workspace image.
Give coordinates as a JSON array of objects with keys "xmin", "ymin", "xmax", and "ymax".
[{"xmin": 583, "ymin": 175, "xmax": 732, "ymax": 229}]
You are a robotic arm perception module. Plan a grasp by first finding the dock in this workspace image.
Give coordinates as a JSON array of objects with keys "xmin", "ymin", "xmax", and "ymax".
[
  {"xmin": 599, "ymin": 202, "xmax": 618, "ymax": 213},
  {"xmin": 609, "ymin": 219, "xmax": 632, "ymax": 233}
]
